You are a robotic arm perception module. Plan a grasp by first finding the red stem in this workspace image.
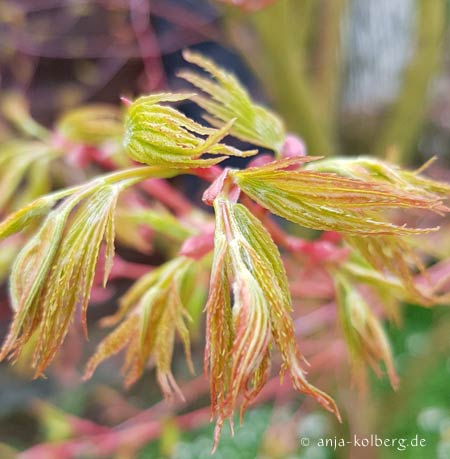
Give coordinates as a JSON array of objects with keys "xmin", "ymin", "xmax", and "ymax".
[{"xmin": 139, "ymin": 178, "xmax": 193, "ymax": 215}]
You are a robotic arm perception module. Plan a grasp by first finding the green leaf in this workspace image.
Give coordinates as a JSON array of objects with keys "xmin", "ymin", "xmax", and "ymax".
[
  {"xmin": 0, "ymin": 164, "xmax": 171, "ymax": 374},
  {"xmin": 124, "ymin": 93, "xmax": 256, "ymax": 168},
  {"xmin": 84, "ymin": 256, "xmax": 195, "ymax": 397},
  {"xmin": 180, "ymin": 50, "xmax": 285, "ymax": 152},
  {"xmin": 335, "ymin": 272, "xmax": 399, "ymax": 390},
  {"xmin": 233, "ymin": 158, "xmax": 447, "ymax": 235},
  {"xmin": 206, "ymin": 196, "xmax": 339, "ymax": 449}
]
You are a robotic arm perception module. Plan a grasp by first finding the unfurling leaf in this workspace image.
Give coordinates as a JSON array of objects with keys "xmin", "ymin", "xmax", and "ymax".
[
  {"xmin": 0, "ymin": 183, "xmax": 120, "ymax": 375},
  {"xmin": 207, "ymin": 196, "xmax": 339, "ymax": 449},
  {"xmin": 124, "ymin": 93, "xmax": 256, "ymax": 168},
  {"xmin": 233, "ymin": 157, "xmax": 448, "ymax": 235},
  {"xmin": 335, "ymin": 273, "xmax": 399, "ymax": 391},
  {"xmin": 84, "ymin": 257, "xmax": 194, "ymax": 398},
  {"xmin": 180, "ymin": 50, "xmax": 285, "ymax": 152},
  {"xmin": 0, "ymin": 164, "xmax": 181, "ymax": 374}
]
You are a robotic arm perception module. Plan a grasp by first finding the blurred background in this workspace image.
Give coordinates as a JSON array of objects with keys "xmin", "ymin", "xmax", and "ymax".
[{"xmin": 0, "ymin": 1, "xmax": 449, "ymax": 458}]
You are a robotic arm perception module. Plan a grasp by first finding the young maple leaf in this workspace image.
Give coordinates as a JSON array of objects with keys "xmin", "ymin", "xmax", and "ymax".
[
  {"xmin": 0, "ymin": 183, "xmax": 120, "ymax": 375},
  {"xmin": 335, "ymin": 273, "xmax": 399, "ymax": 391},
  {"xmin": 179, "ymin": 50, "xmax": 286, "ymax": 153},
  {"xmin": 84, "ymin": 256, "xmax": 194, "ymax": 399},
  {"xmin": 0, "ymin": 165, "xmax": 178, "ymax": 375},
  {"xmin": 124, "ymin": 93, "xmax": 256, "ymax": 168},
  {"xmin": 232, "ymin": 157, "xmax": 449, "ymax": 235},
  {"xmin": 206, "ymin": 196, "xmax": 340, "ymax": 450}
]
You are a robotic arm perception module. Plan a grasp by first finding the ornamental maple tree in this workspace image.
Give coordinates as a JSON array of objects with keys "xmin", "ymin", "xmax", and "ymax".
[{"xmin": 0, "ymin": 51, "xmax": 449, "ymax": 452}]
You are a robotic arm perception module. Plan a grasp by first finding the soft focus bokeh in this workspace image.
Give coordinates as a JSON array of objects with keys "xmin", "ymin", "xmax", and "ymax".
[{"xmin": 0, "ymin": 1, "xmax": 449, "ymax": 458}]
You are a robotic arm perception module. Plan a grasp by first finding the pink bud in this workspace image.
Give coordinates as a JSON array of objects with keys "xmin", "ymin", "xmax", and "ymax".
[{"xmin": 281, "ymin": 134, "xmax": 307, "ymax": 159}]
